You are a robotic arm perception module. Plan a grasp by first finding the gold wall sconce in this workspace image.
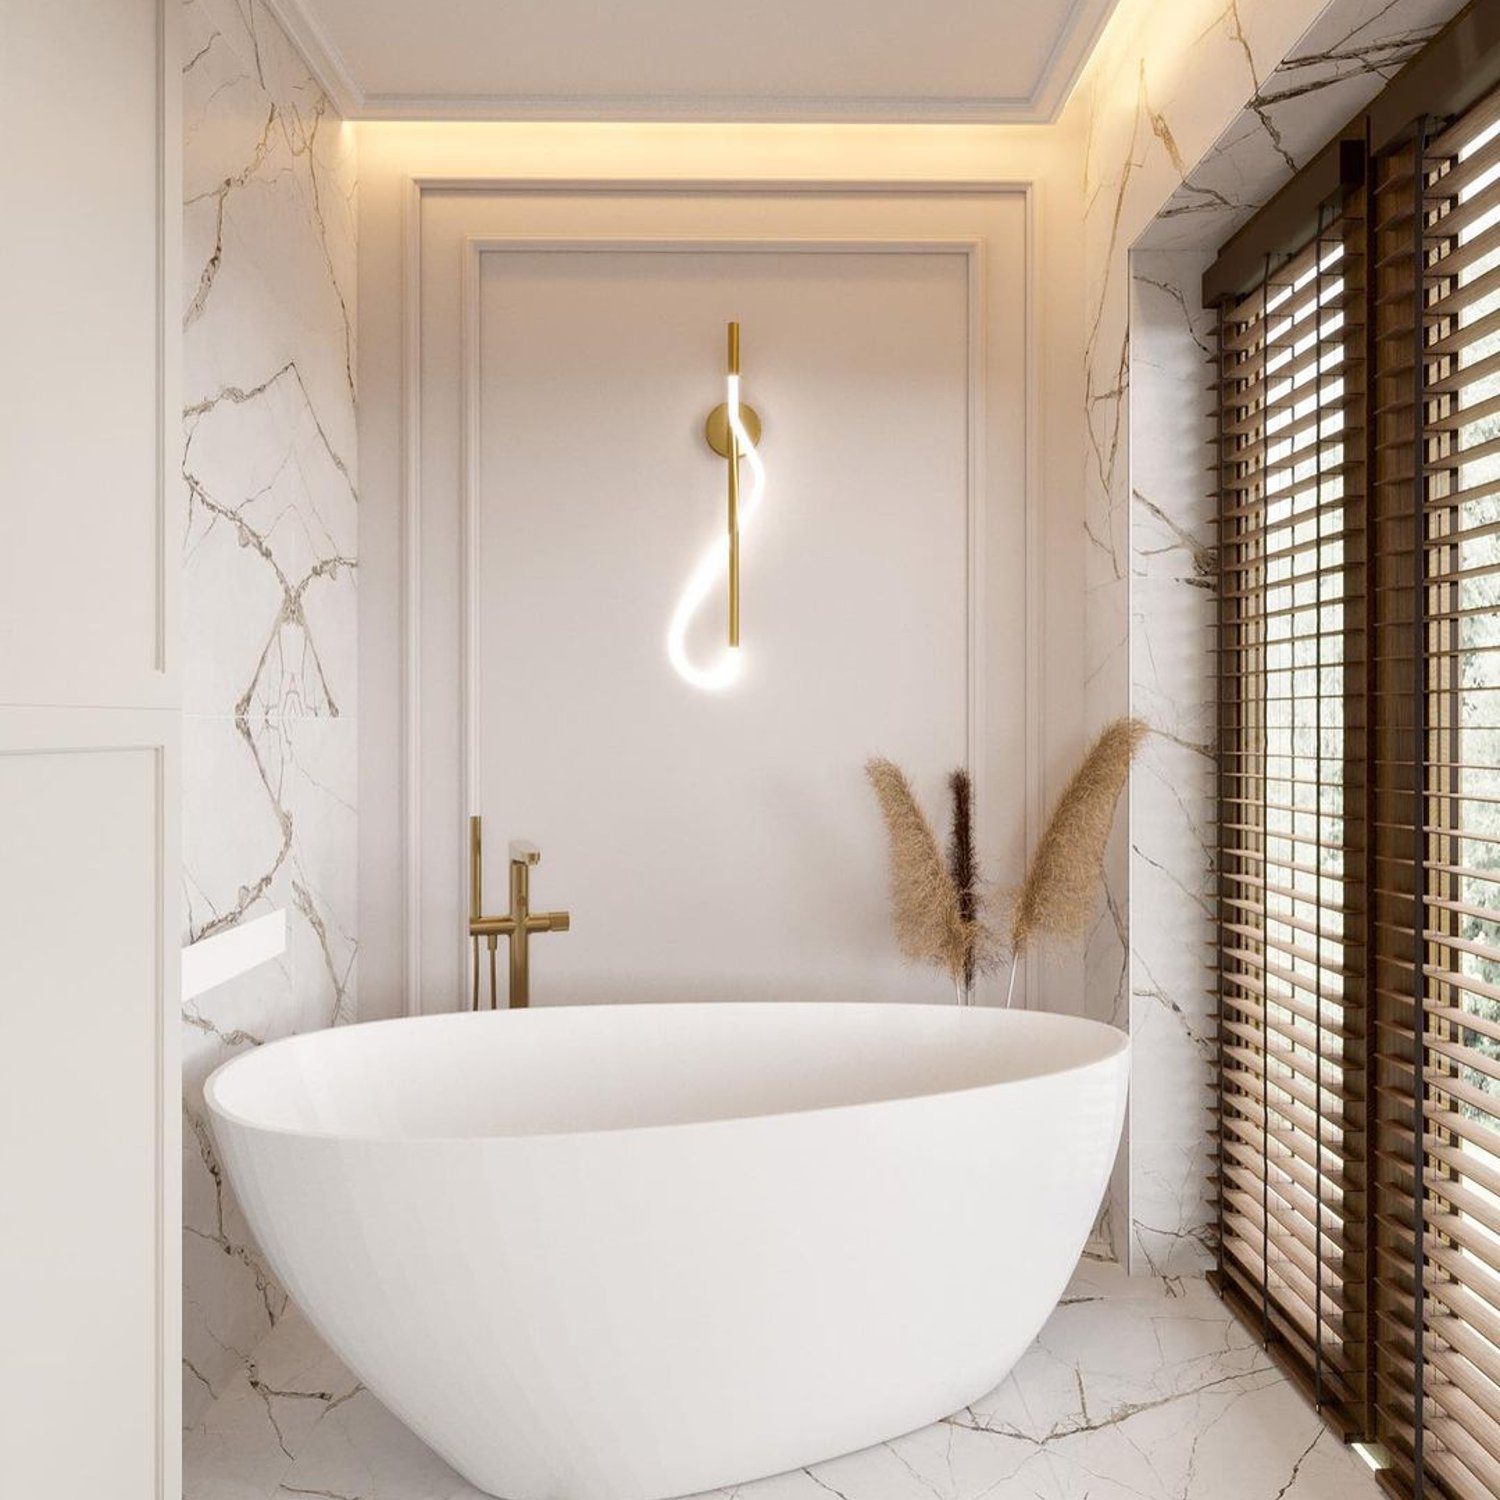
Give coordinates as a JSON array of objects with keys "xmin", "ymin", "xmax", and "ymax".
[{"xmin": 667, "ymin": 321, "xmax": 765, "ymax": 690}]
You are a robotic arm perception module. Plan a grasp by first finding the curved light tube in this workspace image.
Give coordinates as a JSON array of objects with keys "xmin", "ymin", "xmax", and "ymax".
[{"xmin": 667, "ymin": 372, "xmax": 766, "ymax": 691}]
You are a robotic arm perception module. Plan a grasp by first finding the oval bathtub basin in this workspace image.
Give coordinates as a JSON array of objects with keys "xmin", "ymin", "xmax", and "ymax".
[{"xmin": 205, "ymin": 1001, "xmax": 1129, "ymax": 1500}]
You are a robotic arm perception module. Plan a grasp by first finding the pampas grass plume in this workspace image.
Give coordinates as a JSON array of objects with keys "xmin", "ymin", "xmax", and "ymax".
[
  {"xmin": 865, "ymin": 758, "xmax": 967, "ymax": 980},
  {"xmin": 1011, "ymin": 717, "xmax": 1148, "ymax": 955},
  {"xmin": 947, "ymin": 768, "xmax": 978, "ymax": 988}
]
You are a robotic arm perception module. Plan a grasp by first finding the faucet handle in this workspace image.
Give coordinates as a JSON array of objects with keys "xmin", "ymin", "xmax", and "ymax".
[{"xmin": 508, "ymin": 840, "xmax": 541, "ymax": 866}]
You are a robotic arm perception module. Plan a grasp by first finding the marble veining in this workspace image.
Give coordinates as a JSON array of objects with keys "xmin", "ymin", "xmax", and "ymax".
[
  {"xmin": 181, "ymin": 0, "xmax": 358, "ymax": 1430},
  {"xmin": 184, "ymin": 1259, "xmax": 1384, "ymax": 1500},
  {"xmin": 1068, "ymin": 0, "xmax": 1464, "ymax": 1266},
  {"xmin": 1127, "ymin": 248, "xmax": 1219, "ymax": 1281},
  {"xmin": 1142, "ymin": 0, "xmax": 1450, "ymax": 253}
]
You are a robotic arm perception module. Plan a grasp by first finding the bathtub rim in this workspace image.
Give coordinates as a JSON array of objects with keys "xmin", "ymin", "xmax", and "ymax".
[{"xmin": 203, "ymin": 1000, "xmax": 1130, "ymax": 1148}]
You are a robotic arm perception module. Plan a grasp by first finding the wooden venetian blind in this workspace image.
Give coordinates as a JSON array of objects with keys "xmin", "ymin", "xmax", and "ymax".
[
  {"xmin": 1214, "ymin": 185, "xmax": 1370, "ymax": 1432},
  {"xmin": 1366, "ymin": 88, "xmax": 1500, "ymax": 1500},
  {"xmin": 1213, "ymin": 19, "xmax": 1500, "ymax": 1491}
]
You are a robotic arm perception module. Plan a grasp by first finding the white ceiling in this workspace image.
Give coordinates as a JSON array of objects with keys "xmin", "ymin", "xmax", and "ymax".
[{"xmin": 265, "ymin": 0, "xmax": 1121, "ymax": 123}]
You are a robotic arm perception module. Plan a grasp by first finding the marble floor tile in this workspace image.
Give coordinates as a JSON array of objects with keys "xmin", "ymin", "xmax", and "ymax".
[{"xmin": 185, "ymin": 1265, "xmax": 1383, "ymax": 1500}]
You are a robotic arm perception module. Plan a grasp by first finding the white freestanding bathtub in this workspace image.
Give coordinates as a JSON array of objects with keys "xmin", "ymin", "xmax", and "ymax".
[{"xmin": 205, "ymin": 1002, "xmax": 1128, "ymax": 1500}]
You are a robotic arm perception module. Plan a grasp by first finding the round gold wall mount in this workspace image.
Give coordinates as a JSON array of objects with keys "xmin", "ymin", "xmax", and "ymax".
[{"xmin": 704, "ymin": 402, "xmax": 762, "ymax": 458}]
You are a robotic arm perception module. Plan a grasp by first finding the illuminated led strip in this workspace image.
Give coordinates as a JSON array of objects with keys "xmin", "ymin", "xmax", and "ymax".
[{"xmin": 667, "ymin": 372, "xmax": 766, "ymax": 690}]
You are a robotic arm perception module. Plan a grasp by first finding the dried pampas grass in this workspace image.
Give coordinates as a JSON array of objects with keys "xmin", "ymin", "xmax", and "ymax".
[
  {"xmin": 864, "ymin": 756, "xmax": 1002, "ymax": 990},
  {"xmin": 865, "ymin": 758, "xmax": 996, "ymax": 997},
  {"xmin": 947, "ymin": 769, "xmax": 979, "ymax": 989},
  {"xmin": 865, "ymin": 758, "xmax": 966, "ymax": 977},
  {"xmin": 1010, "ymin": 716, "xmax": 1148, "ymax": 956},
  {"xmin": 864, "ymin": 722, "xmax": 1143, "ymax": 1002}
]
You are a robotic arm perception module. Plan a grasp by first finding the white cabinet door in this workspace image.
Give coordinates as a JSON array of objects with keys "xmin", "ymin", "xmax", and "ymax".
[{"xmin": 0, "ymin": 3, "xmax": 181, "ymax": 1496}]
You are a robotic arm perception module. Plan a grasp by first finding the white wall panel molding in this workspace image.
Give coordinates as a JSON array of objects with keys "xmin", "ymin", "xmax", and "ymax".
[
  {"xmin": 388, "ymin": 182, "xmax": 1040, "ymax": 1019},
  {"xmin": 0, "ymin": 0, "xmax": 180, "ymax": 713},
  {"xmin": 452, "ymin": 231, "xmax": 1011, "ymax": 1006},
  {"xmin": 0, "ymin": 2, "xmax": 182, "ymax": 1492},
  {"xmin": 0, "ymin": 704, "xmax": 181, "ymax": 1499}
]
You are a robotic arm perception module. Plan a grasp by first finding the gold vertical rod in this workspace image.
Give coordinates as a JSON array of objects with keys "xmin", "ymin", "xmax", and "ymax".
[
  {"xmin": 469, "ymin": 816, "xmax": 482, "ymax": 1010},
  {"xmin": 509, "ymin": 858, "xmax": 530, "ymax": 1008},
  {"xmin": 487, "ymin": 937, "xmax": 498, "ymax": 1011},
  {"xmin": 728, "ymin": 431, "xmax": 741, "ymax": 647},
  {"xmin": 469, "ymin": 816, "xmax": 482, "ymax": 922},
  {"xmin": 726, "ymin": 320, "xmax": 741, "ymax": 647}
]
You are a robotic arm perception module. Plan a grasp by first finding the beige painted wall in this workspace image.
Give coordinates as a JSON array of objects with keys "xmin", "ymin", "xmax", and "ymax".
[{"xmin": 354, "ymin": 120, "xmax": 1089, "ymax": 1027}]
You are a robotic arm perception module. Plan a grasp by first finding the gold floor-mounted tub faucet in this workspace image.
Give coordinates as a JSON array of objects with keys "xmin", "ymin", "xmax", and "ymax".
[{"xmin": 468, "ymin": 816, "xmax": 571, "ymax": 1009}]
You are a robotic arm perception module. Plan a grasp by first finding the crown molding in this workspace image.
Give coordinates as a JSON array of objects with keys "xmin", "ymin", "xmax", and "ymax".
[
  {"xmin": 262, "ymin": 0, "xmax": 1115, "ymax": 125},
  {"xmin": 261, "ymin": 0, "xmax": 364, "ymax": 118},
  {"xmin": 1029, "ymin": 0, "xmax": 1119, "ymax": 121},
  {"xmin": 353, "ymin": 91, "xmax": 1057, "ymax": 124}
]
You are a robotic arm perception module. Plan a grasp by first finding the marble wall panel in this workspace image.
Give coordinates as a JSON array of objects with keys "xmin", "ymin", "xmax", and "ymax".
[
  {"xmin": 1067, "ymin": 0, "xmax": 1456, "ymax": 1266},
  {"xmin": 180, "ymin": 0, "xmax": 357, "ymax": 1426}
]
